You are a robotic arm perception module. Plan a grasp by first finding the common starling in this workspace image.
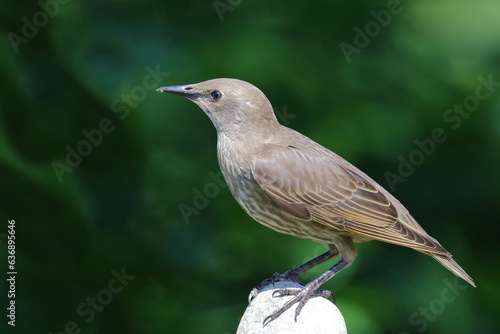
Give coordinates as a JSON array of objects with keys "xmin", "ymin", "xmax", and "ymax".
[{"xmin": 157, "ymin": 78, "xmax": 475, "ymax": 324}]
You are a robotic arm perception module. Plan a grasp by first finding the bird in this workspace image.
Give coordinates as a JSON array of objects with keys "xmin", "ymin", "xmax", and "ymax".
[{"xmin": 157, "ymin": 78, "xmax": 475, "ymax": 324}]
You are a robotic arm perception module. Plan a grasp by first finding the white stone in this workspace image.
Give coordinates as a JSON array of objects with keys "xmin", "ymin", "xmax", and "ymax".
[{"xmin": 237, "ymin": 281, "xmax": 347, "ymax": 334}]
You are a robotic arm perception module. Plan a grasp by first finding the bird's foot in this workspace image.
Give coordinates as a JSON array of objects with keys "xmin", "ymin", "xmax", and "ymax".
[
  {"xmin": 262, "ymin": 285, "xmax": 335, "ymax": 326},
  {"xmin": 248, "ymin": 271, "xmax": 302, "ymax": 304}
]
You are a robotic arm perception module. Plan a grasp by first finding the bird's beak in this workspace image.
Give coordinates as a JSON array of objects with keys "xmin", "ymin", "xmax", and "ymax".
[{"xmin": 156, "ymin": 84, "xmax": 200, "ymax": 100}]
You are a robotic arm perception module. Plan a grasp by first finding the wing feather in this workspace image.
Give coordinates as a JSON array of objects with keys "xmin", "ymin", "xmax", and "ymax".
[{"xmin": 251, "ymin": 144, "xmax": 449, "ymax": 255}]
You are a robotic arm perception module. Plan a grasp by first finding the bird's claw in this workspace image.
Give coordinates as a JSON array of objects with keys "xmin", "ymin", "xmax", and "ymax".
[
  {"xmin": 273, "ymin": 287, "xmax": 335, "ymax": 303},
  {"xmin": 262, "ymin": 286, "xmax": 335, "ymax": 326},
  {"xmin": 248, "ymin": 288, "xmax": 261, "ymax": 304},
  {"xmin": 248, "ymin": 271, "xmax": 302, "ymax": 304}
]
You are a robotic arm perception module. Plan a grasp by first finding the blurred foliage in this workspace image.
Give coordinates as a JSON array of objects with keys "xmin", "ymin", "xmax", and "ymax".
[{"xmin": 1, "ymin": 0, "xmax": 499, "ymax": 333}]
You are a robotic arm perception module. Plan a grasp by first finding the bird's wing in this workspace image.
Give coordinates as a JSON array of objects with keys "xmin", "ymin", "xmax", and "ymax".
[{"xmin": 251, "ymin": 144, "xmax": 449, "ymax": 255}]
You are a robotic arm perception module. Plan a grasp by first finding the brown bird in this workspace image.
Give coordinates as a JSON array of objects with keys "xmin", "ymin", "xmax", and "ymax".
[{"xmin": 157, "ymin": 78, "xmax": 475, "ymax": 324}]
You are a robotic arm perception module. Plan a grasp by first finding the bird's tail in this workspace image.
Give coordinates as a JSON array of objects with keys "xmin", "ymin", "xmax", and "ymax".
[{"xmin": 431, "ymin": 253, "xmax": 475, "ymax": 287}]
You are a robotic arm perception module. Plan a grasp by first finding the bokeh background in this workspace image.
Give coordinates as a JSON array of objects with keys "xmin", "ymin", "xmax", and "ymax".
[{"xmin": 1, "ymin": 0, "xmax": 499, "ymax": 333}]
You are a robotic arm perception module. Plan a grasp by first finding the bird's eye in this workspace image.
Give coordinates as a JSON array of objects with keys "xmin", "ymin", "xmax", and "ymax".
[{"xmin": 210, "ymin": 90, "xmax": 222, "ymax": 101}]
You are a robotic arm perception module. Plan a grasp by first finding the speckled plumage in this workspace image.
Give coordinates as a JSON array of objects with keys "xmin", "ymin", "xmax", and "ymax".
[{"xmin": 157, "ymin": 78, "xmax": 475, "ymax": 322}]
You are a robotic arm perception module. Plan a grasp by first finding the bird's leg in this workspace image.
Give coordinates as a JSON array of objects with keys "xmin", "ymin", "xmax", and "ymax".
[
  {"xmin": 285, "ymin": 244, "xmax": 339, "ymax": 278},
  {"xmin": 248, "ymin": 245, "xmax": 339, "ymax": 303},
  {"xmin": 263, "ymin": 257, "xmax": 352, "ymax": 326}
]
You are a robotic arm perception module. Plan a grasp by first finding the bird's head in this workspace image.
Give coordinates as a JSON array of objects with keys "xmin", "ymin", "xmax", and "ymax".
[{"xmin": 157, "ymin": 78, "xmax": 279, "ymax": 134}]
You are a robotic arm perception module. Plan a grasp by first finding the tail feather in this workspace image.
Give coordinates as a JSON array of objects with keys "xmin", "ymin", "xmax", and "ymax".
[{"xmin": 431, "ymin": 253, "xmax": 475, "ymax": 287}]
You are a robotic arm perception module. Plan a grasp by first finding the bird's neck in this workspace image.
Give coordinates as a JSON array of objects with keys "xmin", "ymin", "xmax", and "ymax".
[{"xmin": 216, "ymin": 123, "xmax": 284, "ymax": 179}]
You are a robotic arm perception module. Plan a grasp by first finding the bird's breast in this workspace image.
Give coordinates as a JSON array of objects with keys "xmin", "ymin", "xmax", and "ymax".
[{"xmin": 216, "ymin": 137, "xmax": 349, "ymax": 244}]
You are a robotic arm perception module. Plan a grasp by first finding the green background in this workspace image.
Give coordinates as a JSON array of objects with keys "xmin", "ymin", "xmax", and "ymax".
[{"xmin": 1, "ymin": 0, "xmax": 499, "ymax": 333}]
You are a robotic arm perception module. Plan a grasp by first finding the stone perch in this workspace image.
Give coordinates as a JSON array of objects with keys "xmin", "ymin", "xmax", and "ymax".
[{"xmin": 237, "ymin": 281, "xmax": 347, "ymax": 334}]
